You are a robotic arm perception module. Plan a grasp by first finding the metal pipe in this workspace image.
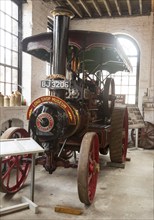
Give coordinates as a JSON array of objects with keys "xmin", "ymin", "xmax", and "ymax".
[
  {"xmin": 50, "ymin": 7, "xmax": 74, "ymax": 99},
  {"xmin": 51, "ymin": 7, "xmax": 74, "ymax": 77}
]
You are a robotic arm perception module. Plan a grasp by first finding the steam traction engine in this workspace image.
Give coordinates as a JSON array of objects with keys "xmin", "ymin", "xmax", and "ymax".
[{"xmin": 0, "ymin": 7, "xmax": 132, "ymax": 205}]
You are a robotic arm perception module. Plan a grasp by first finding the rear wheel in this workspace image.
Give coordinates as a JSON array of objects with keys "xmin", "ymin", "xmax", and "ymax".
[
  {"xmin": 0, "ymin": 127, "xmax": 31, "ymax": 193},
  {"xmin": 109, "ymin": 108, "xmax": 128, "ymax": 163},
  {"xmin": 131, "ymin": 121, "xmax": 154, "ymax": 149},
  {"xmin": 77, "ymin": 132, "xmax": 99, "ymax": 205}
]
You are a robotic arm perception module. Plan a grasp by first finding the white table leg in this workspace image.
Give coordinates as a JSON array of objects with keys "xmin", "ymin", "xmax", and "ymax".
[{"xmin": 30, "ymin": 154, "xmax": 35, "ymax": 202}]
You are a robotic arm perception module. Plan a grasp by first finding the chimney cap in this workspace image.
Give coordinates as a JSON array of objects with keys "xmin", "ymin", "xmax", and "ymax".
[{"xmin": 50, "ymin": 6, "xmax": 74, "ymax": 19}]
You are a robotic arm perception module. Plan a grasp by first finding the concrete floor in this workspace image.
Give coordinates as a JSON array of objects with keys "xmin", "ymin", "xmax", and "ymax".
[{"xmin": 0, "ymin": 148, "xmax": 154, "ymax": 220}]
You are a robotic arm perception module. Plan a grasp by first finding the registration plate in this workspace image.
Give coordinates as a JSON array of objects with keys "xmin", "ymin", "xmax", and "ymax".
[{"xmin": 41, "ymin": 80, "xmax": 69, "ymax": 89}]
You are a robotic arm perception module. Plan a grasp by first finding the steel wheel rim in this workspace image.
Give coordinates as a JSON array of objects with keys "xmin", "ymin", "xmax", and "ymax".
[
  {"xmin": 77, "ymin": 132, "xmax": 99, "ymax": 205},
  {"xmin": 0, "ymin": 127, "xmax": 31, "ymax": 193},
  {"xmin": 88, "ymin": 134, "xmax": 99, "ymax": 202},
  {"xmin": 109, "ymin": 107, "xmax": 128, "ymax": 163}
]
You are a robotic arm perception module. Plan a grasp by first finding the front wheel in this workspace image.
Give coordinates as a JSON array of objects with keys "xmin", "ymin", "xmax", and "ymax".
[{"xmin": 77, "ymin": 132, "xmax": 99, "ymax": 205}]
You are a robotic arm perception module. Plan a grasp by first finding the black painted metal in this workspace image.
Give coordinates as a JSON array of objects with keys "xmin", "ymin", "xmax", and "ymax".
[{"xmin": 52, "ymin": 15, "xmax": 69, "ymax": 77}]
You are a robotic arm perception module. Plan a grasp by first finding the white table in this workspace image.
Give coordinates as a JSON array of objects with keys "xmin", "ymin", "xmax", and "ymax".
[{"xmin": 0, "ymin": 138, "xmax": 44, "ymax": 215}]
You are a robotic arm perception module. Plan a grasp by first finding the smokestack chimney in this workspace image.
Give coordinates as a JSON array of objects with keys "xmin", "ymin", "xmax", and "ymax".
[{"xmin": 50, "ymin": 7, "xmax": 74, "ymax": 78}]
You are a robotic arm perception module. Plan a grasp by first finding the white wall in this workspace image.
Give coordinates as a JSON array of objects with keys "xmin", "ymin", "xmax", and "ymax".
[
  {"xmin": 22, "ymin": 0, "xmax": 51, "ymax": 104},
  {"xmin": 22, "ymin": 0, "xmax": 32, "ymax": 105}
]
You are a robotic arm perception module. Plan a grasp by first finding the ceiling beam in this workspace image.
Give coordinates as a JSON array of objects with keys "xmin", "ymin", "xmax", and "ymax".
[
  {"xmin": 103, "ymin": 0, "xmax": 112, "ymax": 16},
  {"xmin": 126, "ymin": 0, "xmax": 132, "ymax": 15},
  {"xmin": 66, "ymin": 0, "xmax": 83, "ymax": 18},
  {"xmin": 79, "ymin": 0, "xmax": 92, "ymax": 17},
  {"xmin": 53, "ymin": 1, "xmax": 64, "ymax": 6},
  {"xmin": 114, "ymin": 0, "xmax": 121, "ymax": 16},
  {"xmin": 139, "ymin": 0, "xmax": 142, "ymax": 14},
  {"xmin": 92, "ymin": 0, "xmax": 102, "ymax": 16}
]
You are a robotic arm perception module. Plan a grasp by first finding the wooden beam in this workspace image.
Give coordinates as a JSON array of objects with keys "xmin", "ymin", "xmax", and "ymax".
[
  {"xmin": 126, "ymin": 0, "xmax": 132, "ymax": 15},
  {"xmin": 66, "ymin": 0, "xmax": 83, "ymax": 18},
  {"xmin": 139, "ymin": 0, "xmax": 142, "ymax": 14},
  {"xmin": 79, "ymin": 0, "xmax": 92, "ymax": 17},
  {"xmin": 55, "ymin": 205, "xmax": 83, "ymax": 215},
  {"xmin": 114, "ymin": 0, "xmax": 121, "ymax": 16},
  {"xmin": 103, "ymin": 0, "xmax": 112, "ymax": 16},
  {"xmin": 92, "ymin": 0, "xmax": 102, "ymax": 16}
]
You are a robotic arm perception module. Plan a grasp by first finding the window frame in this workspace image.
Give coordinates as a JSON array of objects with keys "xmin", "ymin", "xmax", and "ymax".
[
  {"xmin": 0, "ymin": 0, "xmax": 22, "ymax": 95},
  {"xmin": 113, "ymin": 34, "xmax": 140, "ymax": 105}
]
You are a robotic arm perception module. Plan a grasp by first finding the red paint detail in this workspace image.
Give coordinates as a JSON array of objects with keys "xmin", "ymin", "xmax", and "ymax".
[
  {"xmin": 27, "ymin": 96, "xmax": 76, "ymax": 125},
  {"xmin": 36, "ymin": 113, "xmax": 54, "ymax": 132},
  {"xmin": 88, "ymin": 134, "xmax": 99, "ymax": 203}
]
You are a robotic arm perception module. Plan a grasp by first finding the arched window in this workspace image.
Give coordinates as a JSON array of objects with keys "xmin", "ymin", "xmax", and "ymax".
[
  {"xmin": 116, "ymin": 35, "xmax": 140, "ymax": 105},
  {"xmin": 103, "ymin": 34, "xmax": 140, "ymax": 105}
]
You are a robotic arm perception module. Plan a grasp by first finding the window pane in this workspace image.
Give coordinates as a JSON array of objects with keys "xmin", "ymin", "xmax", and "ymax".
[
  {"xmin": 129, "ymin": 57, "xmax": 137, "ymax": 66},
  {"xmin": 0, "ymin": 46, "xmax": 5, "ymax": 63},
  {"xmin": 6, "ymin": 0, "xmax": 12, "ymax": 16},
  {"xmin": 5, "ymin": 67, "xmax": 11, "ymax": 83},
  {"xmin": 121, "ymin": 86, "xmax": 128, "ymax": 94},
  {"xmin": 125, "ymin": 95, "xmax": 128, "ymax": 104},
  {"xmin": 132, "ymin": 66, "xmax": 137, "ymax": 74},
  {"xmin": 129, "ymin": 77, "xmax": 136, "ymax": 86},
  {"xmin": 12, "ymin": 83, "xmax": 17, "ymax": 92},
  {"xmin": 122, "ymin": 76, "xmax": 128, "ymax": 85},
  {"xmin": 115, "ymin": 86, "xmax": 121, "ymax": 94},
  {"xmin": 5, "ymin": 49, "xmax": 11, "ymax": 65},
  {"xmin": 12, "ymin": 35, "xmax": 18, "ymax": 51},
  {"xmin": 0, "ymin": 11, "xmax": 5, "ymax": 29},
  {"xmin": 0, "ymin": 0, "xmax": 5, "ymax": 12},
  {"xmin": 12, "ymin": 2, "xmax": 18, "ymax": 20},
  {"xmin": 128, "ymin": 95, "xmax": 136, "ymax": 104},
  {"xmin": 12, "ymin": 19, "xmax": 18, "ymax": 35},
  {"xmin": 5, "ymin": 32, "xmax": 12, "ymax": 49},
  {"xmin": 129, "ymin": 86, "xmax": 136, "ymax": 94},
  {"xmin": 114, "ymin": 77, "xmax": 121, "ymax": 85},
  {"xmin": 12, "ymin": 51, "xmax": 18, "ymax": 67},
  {"xmin": 5, "ymin": 14, "xmax": 11, "ymax": 32},
  {"xmin": 12, "ymin": 68, "xmax": 17, "ymax": 85},
  {"xmin": 0, "ymin": 66, "xmax": 5, "ymax": 82},
  {"xmin": 0, "ymin": 82, "xmax": 4, "ymax": 93},
  {"xmin": 0, "ymin": 29, "xmax": 5, "ymax": 46},
  {"xmin": 6, "ymin": 83, "xmax": 11, "ymax": 95}
]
